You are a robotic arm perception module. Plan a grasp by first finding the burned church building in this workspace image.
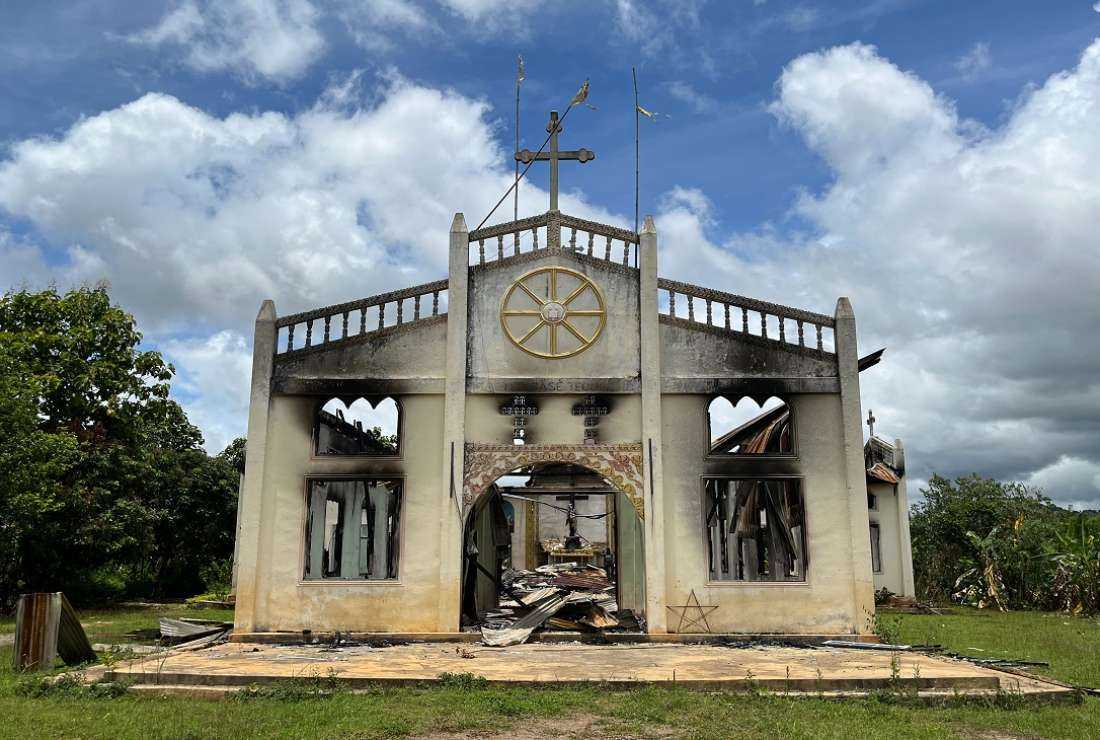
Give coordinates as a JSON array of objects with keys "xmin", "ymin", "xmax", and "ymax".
[{"xmin": 233, "ymin": 111, "xmax": 914, "ymax": 640}]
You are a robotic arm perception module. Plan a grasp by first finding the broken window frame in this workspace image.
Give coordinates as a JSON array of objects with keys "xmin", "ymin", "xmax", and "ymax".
[
  {"xmin": 302, "ymin": 477, "xmax": 404, "ymax": 582},
  {"xmin": 705, "ymin": 395, "xmax": 796, "ymax": 458},
  {"xmin": 869, "ymin": 520, "xmax": 882, "ymax": 574},
  {"xmin": 312, "ymin": 396, "xmax": 402, "ymax": 458},
  {"xmin": 701, "ymin": 477, "xmax": 808, "ymax": 583}
]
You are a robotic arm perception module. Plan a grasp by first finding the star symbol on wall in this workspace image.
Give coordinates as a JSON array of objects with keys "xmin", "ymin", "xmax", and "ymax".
[{"xmin": 665, "ymin": 590, "xmax": 719, "ymax": 633}]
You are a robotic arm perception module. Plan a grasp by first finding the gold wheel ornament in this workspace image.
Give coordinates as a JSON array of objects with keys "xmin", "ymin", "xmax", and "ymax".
[{"xmin": 500, "ymin": 266, "xmax": 607, "ymax": 359}]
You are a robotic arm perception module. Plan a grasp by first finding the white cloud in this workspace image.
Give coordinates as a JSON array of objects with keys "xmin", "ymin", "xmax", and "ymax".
[
  {"xmin": 5, "ymin": 36, "xmax": 1099, "ymax": 504},
  {"xmin": 337, "ymin": 0, "xmax": 436, "ymax": 52},
  {"xmin": 438, "ymin": 0, "xmax": 538, "ymax": 25},
  {"xmin": 652, "ymin": 40, "xmax": 1100, "ymax": 505},
  {"xmin": 615, "ymin": 0, "xmax": 705, "ymax": 58},
  {"xmin": 129, "ymin": 0, "xmax": 325, "ymax": 83},
  {"xmin": 1094, "ymin": 1, "xmax": 1100, "ymax": 13},
  {"xmin": 162, "ymin": 331, "xmax": 253, "ymax": 452},
  {"xmin": 954, "ymin": 41, "xmax": 992, "ymax": 79},
  {"xmin": 665, "ymin": 81, "xmax": 718, "ymax": 113},
  {"xmin": 0, "ymin": 74, "xmax": 620, "ymax": 449},
  {"xmin": 0, "ymin": 76, "xmax": 613, "ymax": 333},
  {"xmin": 784, "ymin": 5, "xmax": 819, "ymax": 32},
  {"xmin": 1027, "ymin": 456, "xmax": 1100, "ymax": 510}
]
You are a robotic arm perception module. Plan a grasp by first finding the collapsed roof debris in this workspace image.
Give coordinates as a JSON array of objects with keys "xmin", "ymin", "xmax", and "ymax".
[{"xmin": 479, "ymin": 563, "xmax": 640, "ymax": 646}]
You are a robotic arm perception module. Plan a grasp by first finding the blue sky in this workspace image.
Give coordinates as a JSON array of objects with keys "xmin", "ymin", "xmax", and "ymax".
[
  {"xmin": 5, "ymin": 1, "xmax": 1097, "ymax": 228},
  {"xmin": 2, "ymin": 0, "xmax": 1099, "ymax": 507}
]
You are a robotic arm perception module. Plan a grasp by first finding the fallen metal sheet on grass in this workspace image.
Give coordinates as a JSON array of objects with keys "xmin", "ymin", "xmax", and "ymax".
[
  {"xmin": 823, "ymin": 640, "xmax": 911, "ymax": 651},
  {"xmin": 159, "ymin": 618, "xmax": 231, "ymax": 641}
]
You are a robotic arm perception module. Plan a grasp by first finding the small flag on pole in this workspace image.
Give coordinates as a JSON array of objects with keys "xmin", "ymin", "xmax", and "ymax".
[
  {"xmin": 570, "ymin": 79, "xmax": 590, "ymax": 107},
  {"xmin": 517, "ymin": 54, "xmax": 525, "ymax": 85},
  {"xmin": 636, "ymin": 104, "xmax": 667, "ymax": 120}
]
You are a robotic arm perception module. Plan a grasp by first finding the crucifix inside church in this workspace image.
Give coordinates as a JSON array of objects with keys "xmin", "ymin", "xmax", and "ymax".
[{"xmin": 516, "ymin": 109, "xmax": 595, "ymax": 211}]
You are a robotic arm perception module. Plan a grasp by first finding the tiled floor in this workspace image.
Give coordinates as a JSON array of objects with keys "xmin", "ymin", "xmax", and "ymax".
[{"xmin": 100, "ymin": 641, "xmax": 1073, "ymax": 697}]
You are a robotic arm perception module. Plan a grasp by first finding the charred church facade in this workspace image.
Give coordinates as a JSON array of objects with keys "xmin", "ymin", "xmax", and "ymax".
[{"xmin": 233, "ymin": 204, "xmax": 915, "ymax": 640}]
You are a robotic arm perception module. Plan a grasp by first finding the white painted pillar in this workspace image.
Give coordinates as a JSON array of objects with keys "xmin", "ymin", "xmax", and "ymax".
[
  {"xmin": 437, "ymin": 213, "xmax": 470, "ymax": 632},
  {"xmin": 834, "ymin": 297, "xmax": 876, "ymax": 634},
  {"xmin": 638, "ymin": 216, "xmax": 668, "ymax": 633},
  {"xmin": 894, "ymin": 438, "xmax": 916, "ymax": 597},
  {"xmin": 231, "ymin": 472, "xmax": 244, "ymax": 592},
  {"xmin": 234, "ymin": 300, "xmax": 276, "ymax": 633}
]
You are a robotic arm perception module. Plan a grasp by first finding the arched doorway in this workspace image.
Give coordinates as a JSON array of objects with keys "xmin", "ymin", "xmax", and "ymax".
[{"xmin": 461, "ymin": 460, "xmax": 646, "ymax": 639}]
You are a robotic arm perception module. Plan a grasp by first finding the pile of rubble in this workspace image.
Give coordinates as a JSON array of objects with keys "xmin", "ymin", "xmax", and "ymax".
[{"xmin": 480, "ymin": 563, "xmax": 640, "ymax": 646}]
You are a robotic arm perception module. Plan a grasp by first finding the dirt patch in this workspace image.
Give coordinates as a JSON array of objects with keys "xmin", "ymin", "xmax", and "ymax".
[
  {"xmin": 957, "ymin": 731, "xmax": 1041, "ymax": 740},
  {"xmin": 409, "ymin": 714, "xmax": 678, "ymax": 739}
]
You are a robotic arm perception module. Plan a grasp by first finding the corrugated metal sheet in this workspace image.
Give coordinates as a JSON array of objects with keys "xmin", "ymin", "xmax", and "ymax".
[
  {"xmin": 866, "ymin": 462, "xmax": 900, "ymax": 484},
  {"xmin": 13, "ymin": 592, "xmax": 95, "ymax": 671}
]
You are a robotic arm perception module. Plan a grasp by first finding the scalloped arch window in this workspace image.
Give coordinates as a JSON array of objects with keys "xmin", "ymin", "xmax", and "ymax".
[
  {"xmin": 315, "ymin": 397, "xmax": 400, "ymax": 456},
  {"xmin": 707, "ymin": 396, "xmax": 792, "ymax": 455}
]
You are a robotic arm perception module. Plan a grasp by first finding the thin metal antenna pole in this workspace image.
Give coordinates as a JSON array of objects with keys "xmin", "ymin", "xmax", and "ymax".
[
  {"xmin": 633, "ymin": 66, "xmax": 640, "ymax": 236},
  {"xmin": 514, "ymin": 64, "xmax": 521, "ymax": 222}
]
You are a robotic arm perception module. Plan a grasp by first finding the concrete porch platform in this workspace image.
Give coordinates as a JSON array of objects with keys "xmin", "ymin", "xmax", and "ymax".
[
  {"xmin": 228, "ymin": 631, "xmax": 869, "ymax": 645},
  {"xmin": 98, "ymin": 642, "xmax": 1076, "ymax": 700}
]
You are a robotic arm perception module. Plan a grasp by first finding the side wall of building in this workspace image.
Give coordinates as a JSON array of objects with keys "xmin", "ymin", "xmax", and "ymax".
[
  {"xmin": 869, "ymin": 481, "xmax": 903, "ymax": 596},
  {"xmin": 234, "ymin": 393, "xmax": 449, "ymax": 634},
  {"xmin": 868, "ymin": 478, "xmax": 915, "ymax": 598},
  {"xmin": 660, "ymin": 393, "xmax": 869, "ymax": 635}
]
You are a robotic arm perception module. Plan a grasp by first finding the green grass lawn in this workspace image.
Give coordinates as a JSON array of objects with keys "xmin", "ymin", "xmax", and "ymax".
[
  {"xmin": 0, "ymin": 606, "xmax": 1098, "ymax": 739},
  {"xmin": 891, "ymin": 607, "xmax": 1100, "ymax": 689}
]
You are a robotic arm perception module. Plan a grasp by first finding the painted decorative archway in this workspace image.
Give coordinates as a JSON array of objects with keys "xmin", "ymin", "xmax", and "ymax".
[{"xmin": 463, "ymin": 442, "xmax": 645, "ymax": 519}]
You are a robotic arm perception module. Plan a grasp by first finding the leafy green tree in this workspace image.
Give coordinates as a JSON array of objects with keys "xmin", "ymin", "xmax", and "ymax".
[
  {"xmin": 0, "ymin": 286, "xmax": 239, "ymax": 606},
  {"xmin": 0, "ymin": 345, "xmax": 81, "ymax": 600},
  {"xmin": 910, "ymin": 474, "xmax": 1055, "ymax": 603},
  {"xmin": 217, "ymin": 437, "xmax": 248, "ymax": 474},
  {"xmin": 911, "ymin": 474, "xmax": 1100, "ymax": 614},
  {"xmin": 0, "ymin": 286, "xmax": 174, "ymax": 442},
  {"xmin": 1045, "ymin": 513, "xmax": 1100, "ymax": 614}
]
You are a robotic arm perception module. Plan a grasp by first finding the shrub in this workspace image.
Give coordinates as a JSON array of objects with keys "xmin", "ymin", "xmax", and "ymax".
[
  {"xmin": 912, "ymin": 474, "xmax": 1100, "ymax": 614},
  {"xmin": 199, "ymin": 558, "xmax": 233, "ymax": 601}
]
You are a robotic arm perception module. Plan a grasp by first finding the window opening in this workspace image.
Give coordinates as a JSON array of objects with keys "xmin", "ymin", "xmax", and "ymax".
[
  {"xmin": 305, "ymin": 479, "xmax": 402, "ymax": 580},
  {"xmin": 708, "ymin": 396, "xmax": 792, "ymax": 454},
  {"xmin": 869, "ymin": 521, "xmax": 882, "ymax": 574},
  {"xmin": 316, "ymin": 397, "xmax": 399, "ymax": 455},
  {"xmin": 704, "ymin": 478, "xmax": 806, "ymax": 582}
]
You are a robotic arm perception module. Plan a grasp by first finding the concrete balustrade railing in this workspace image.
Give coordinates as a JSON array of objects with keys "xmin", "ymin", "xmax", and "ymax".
[
  {"xmin": 657, "ymin": 277, "xmax": 836, "ymax": 353},
  {"xmin": 274, "ymin": 279, "xmax": 448, "ymax": 356},
  {"xmin": 272, "ymin": 218, "xmax": 831, "ymax": 359},
  {"xmin": 468, "ymin": 210, "xmax": 639, "ymax": 269}
]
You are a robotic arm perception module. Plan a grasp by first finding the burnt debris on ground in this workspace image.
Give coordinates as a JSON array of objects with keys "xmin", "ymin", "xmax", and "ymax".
[{"xmin": 479, "ymin": 563, "xmax": 643, "ymax": 646}]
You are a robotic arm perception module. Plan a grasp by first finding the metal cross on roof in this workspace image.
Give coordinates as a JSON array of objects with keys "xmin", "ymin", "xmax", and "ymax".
[
  {"xmin": 515, "ymin": 109, "xmax": 595, "ymax": 213},
  {"xmin": 867, "ymin": 409, "xmax": 876, "ymax": 438}
]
